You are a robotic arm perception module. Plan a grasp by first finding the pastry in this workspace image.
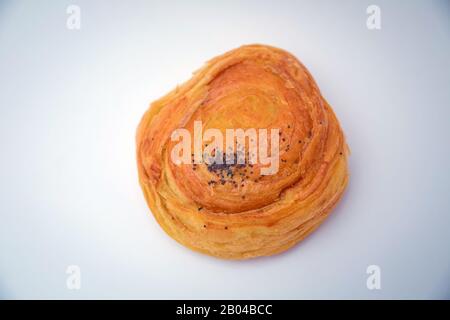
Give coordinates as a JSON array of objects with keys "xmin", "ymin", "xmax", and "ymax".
[{"xmin": 136, "ymin": 44, "xmax": 349, "ymax": 259}]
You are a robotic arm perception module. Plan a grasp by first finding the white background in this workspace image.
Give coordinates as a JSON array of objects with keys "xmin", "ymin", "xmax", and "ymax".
[{"xmin": 0, "ymin": 0, "xmax": 449, "ymax": 299}]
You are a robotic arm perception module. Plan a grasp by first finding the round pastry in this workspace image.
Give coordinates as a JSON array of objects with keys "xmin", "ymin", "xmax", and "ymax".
[{"xmin": 136, "ymin": 44, "xmax": 349, "ymax": 259}]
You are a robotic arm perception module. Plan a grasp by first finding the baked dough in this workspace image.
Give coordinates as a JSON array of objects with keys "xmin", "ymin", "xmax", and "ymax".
[{"xmin": 136, "ymin": 44, "xmax": 349, "ymax": 259}]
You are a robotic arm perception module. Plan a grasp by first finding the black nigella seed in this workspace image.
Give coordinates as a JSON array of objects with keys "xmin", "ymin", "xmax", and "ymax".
[{"xmin": 198, "ymin": 207, "xmax": 203, "ymax": 211}]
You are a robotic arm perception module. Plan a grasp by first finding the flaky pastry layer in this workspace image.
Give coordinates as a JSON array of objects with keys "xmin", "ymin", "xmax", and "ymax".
[{"xmin": 136, "ymin": 44, "xmax": 349, "ymax": 259}]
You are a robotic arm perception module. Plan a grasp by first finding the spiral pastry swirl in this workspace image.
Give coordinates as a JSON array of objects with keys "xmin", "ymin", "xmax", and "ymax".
[{"xmin": 136, "ymin": 44, "xmax": 349, "ymax": 259}]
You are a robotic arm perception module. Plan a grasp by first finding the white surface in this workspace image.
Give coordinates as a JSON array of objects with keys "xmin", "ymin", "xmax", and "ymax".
[{"xmin": 0, "ymin": 0, "xmax": 449, "ymax": 299}]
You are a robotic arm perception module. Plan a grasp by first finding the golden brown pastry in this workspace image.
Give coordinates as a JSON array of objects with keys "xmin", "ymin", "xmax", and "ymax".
[{"xmin": 136, "ymin": 44, "xmax": 349, "ymax": 259}]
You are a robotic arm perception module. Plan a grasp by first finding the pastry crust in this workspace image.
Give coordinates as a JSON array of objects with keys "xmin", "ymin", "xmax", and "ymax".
[{"xmin": 136, "ymin": 44, "xmax": 349, "ymax": 259}]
